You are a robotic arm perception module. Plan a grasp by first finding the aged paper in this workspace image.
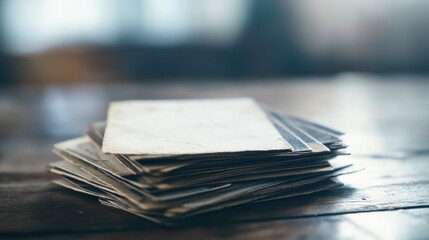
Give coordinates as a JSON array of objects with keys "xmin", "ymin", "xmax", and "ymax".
[
  {"xmin": 102, "ymin": 98, "xmax": 291, "ymax": 155},
  {"xmin": 50, "ymin": 99, "xmax": 356, "ymax": 225}
]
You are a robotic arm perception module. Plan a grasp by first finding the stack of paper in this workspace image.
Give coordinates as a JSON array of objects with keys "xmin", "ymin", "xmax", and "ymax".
[{"xmin": 49, "ymin": 98, "xmax": 360, "ymax": 225}]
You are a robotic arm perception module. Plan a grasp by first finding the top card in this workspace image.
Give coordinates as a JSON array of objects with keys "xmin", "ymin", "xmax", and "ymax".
[{"xmin": 102, "ymin": 98, "xmax": 291, "ymax": 156}]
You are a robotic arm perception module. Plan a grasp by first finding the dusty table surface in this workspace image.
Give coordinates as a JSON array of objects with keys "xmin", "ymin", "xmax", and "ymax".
[{"xmin": 1, "ymin": 74, "xmax": 429, "ymax": 239}]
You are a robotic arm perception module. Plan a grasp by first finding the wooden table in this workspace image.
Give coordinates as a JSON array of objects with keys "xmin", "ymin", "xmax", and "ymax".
[{"xmin": 1, "ymin": 74, "xmax": 429, "ymax": 239}]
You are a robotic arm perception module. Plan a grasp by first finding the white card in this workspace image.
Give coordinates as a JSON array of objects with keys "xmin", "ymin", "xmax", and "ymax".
[{"xmin": 102, "ymin": 98, "xmax": 291, "ymax": 156}]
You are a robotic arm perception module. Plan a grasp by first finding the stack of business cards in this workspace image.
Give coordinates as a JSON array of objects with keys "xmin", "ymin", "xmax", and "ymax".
[{"xmin": 49, "ymin": 98, "xmax": 360, "ymax": 225}]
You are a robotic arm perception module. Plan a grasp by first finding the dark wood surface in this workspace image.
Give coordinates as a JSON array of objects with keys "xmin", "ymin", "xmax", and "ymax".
[{"xmin": 1, "ymin": 75, "xmax": 429, "ymax": 239}]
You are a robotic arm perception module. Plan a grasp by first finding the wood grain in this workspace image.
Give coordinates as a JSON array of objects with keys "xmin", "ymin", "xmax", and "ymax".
[{"xmin": 1, "ymin": 75, "xmax": 429, "ymax": 239}]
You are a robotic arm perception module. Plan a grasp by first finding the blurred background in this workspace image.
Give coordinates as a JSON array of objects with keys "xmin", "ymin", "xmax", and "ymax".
[
  {"xmin": 1, "ymin": 0, "xmax": 429, "ymax": 86},
  {"xmin": 1, "ymin": 0, "xmax": 429, "ymax": 146}
]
